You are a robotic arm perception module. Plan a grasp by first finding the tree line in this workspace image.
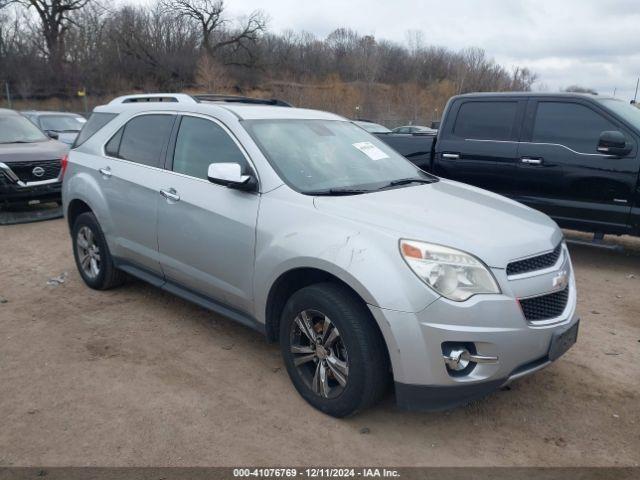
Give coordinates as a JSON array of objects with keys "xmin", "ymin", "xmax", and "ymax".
[{"xmin": 0, "ymin": 0, "xmax": 537, "ymax": 125}]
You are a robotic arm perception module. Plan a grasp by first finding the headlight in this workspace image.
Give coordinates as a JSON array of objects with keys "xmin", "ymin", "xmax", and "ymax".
[{"xmin": 400, "ymin": 240, "xmax": 500, "ymax": 301}]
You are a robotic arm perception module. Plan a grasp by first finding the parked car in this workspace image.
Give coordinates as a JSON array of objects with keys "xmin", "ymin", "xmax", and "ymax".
[
  {"xmin": 392, "ymin": 125, "xmax": 438, "ymax": 134},
  {"xmin": 375, "ymin": 92, "xmax": 640, "ymax": 238},
  {"xmin": 21, "ymin": 111, "xmax": 87, "ymax": 145},
  {"xmin": 0, "ymin": 109, "xmax": 69, "ymax": 207},
  {"xmin": 353, "ymin": 120, "xmax": 392, "ymax": 133},
  {"xmin": 63, "ymin": 93, "xmax": 578, "ymax": 417}
]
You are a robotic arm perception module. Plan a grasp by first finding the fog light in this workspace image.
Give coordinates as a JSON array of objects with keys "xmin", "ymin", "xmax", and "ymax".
[
  {"xmin": 443, "ymin": 348, "xmax": 471, "ymax": 371},
  {"xmin": 442, "ymin": 343, "xmax": 499, "ymax": 375}
]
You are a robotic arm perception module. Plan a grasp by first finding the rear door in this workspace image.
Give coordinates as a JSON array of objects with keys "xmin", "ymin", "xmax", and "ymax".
[
  {"xmin": 100, "ymin": 113, "xmax": 176, "ymax": 279},
  {"xmin": 516, "ymin": 99, "xmax": 638, "ymax": 231},
  {"xmin": 434, "ymin": 98, "xmax": 525, "ymax": 195},
  {"xmin": 156, "ymin": 114, "xmax": 259, "ymax": 314}
]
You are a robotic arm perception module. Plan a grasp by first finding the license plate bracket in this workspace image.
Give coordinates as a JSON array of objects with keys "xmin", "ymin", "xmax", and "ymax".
[{"xmin": 548, "ymin": 320, "xmax": 579, "ymax": 361}]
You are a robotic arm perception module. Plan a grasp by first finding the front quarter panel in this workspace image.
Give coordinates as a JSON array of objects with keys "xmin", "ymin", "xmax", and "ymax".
[{"xmin": 252, "ymin": 186, "xmax": 440, "ymax": 324}]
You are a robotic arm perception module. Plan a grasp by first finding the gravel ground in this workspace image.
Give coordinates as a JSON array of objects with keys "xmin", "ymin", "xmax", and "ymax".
[{"xmin": 0, "ymin": 219, "xmax": 638, "ymax": 467}]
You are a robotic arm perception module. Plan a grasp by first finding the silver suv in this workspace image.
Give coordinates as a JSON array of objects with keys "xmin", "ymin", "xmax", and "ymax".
[{"xmin": 63, "ymin": 93, "xmax": 579, "ymax": 417}]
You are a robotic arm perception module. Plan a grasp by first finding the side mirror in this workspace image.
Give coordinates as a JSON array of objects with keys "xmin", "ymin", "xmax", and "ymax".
[
  {"xmin": 597, "ymin": 131, "xmax": 631, "ymax": 157},
  {"xmin": 46, "ymin": 130, "xmax": 59, "ymax": 140},
  {"xmin": 207, "ymin": 162, "xmax": 257, "ymax": 191}
]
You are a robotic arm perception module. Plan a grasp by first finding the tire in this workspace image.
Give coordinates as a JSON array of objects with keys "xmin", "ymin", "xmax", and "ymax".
[
  {"xmin": 279, "ymin": 282, "xmax": 389, "ymax": 417},
  {"xmin": 72, "ymin": 212, "xmax": 126, "ymax": 290}
]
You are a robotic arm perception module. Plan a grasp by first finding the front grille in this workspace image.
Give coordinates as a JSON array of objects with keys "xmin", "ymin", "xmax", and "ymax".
[
  {"xmin": 7, "ymin": 160, "xmax": 61, "ymax": 182},
  {"xmin": 507, "ymin": 243, "xmax": 562, "ymax": 276},
  {"xmin": 519, "ymin": 287, "xmax": 569, "ymax": 321}
]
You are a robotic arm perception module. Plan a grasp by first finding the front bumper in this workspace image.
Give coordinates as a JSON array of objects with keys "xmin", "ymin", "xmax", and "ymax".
[{"xmin": 369, "ymin": 243, "xmax": 579, "ymax": 411}]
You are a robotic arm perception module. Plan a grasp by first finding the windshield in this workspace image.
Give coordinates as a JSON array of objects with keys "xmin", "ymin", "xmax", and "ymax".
[
  {"xmin": 355, "ymin": 121, "xmax": 391, "ymax": 133},
  {"xmin": 598, "ymin": 99, "xmax": 640, "ymax": 130},
  {"xmin": 40, "ymin": 115, "xmax": 86, "ymax": 132},
  {"xmin": 0, "ymin": 115, "xmax": 48, "ymax": 143},
  {"xmin": 244, "ymin": 119, "xmax": 433, "ymax": 194}
]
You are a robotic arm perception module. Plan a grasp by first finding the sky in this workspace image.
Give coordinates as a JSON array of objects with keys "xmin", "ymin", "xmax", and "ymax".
[{"xmin": 140, "ymin": 0, "xmax": 640, "ymax": 100}]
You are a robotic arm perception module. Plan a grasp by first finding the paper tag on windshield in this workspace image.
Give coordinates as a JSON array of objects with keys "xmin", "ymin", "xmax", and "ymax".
[{"xmin": 352, "ymin": 142, "xmax": 389, "ymax": 161}]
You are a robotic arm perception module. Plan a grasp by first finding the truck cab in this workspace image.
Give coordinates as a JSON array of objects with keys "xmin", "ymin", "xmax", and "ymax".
[{"xmin": 433, "ymin": 93, "xmax": 640, "ymax": 237}]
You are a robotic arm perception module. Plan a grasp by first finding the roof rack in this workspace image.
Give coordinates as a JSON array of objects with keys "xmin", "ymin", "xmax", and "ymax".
[
  {"xmin": 109, "ymin": 93, "xmax": 198, "ymax": 105},
  {"xmin": 192, "ymin": 94, "xmax": 292, "ymax": 107},
  {"xmin": 108, "ymin": 93, "xmax": 291, "ymax": 107}
]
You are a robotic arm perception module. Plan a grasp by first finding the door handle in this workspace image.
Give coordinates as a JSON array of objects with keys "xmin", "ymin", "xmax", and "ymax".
[
  {"xmin": 160, "ymin": 188, "xmax": 180, "ymax": 202},
  {"xmin": 442, "ymin": 153, "xmax": 460, "ymax": 160},
  {"xmin": 521, "ymin": 157, "xmax": 543, "ymax": 165},
  {"xmin": 99, "ymin": 167, "xmax": 112, "ymax": 177}
]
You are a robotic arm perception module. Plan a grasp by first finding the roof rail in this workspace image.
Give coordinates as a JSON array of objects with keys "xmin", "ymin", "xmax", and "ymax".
[
  {"xmin": 108, "ymin": 92, "xmax": 292, "ymax": 107},
  {"xmin": 192, "ymin": 94, "xmax": 292, "ymax": 107},
  {"xmin": 108, "ymin": 93, "xmax": 198, "ymax": 105}
]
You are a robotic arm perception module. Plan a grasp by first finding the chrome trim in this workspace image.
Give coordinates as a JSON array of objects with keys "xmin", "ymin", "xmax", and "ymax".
[
  {"xmin": 464, "ymin": 139, "xmax": 616, "ymax": 158},
  {"xmin": 0, "ymin": 162, "xmax": 61, "ymax": 187},
  {"xmin": 506, "ymin": 243, "xmax": 566, "ymax": 281},
  {"xmin": 518, "ymin": 286, "xmax": 572, "ymax": 327}
]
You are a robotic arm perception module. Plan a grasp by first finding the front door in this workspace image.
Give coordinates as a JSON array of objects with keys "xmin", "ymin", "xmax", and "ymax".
[
  {"xmin": 515, "ymin": 99, "xmax": 638, "ymax": 232},
  {"xmin": 434, "ymin": 99, "xmax": 525, "ymax": 196},
  {"xmin": 157, "ymin": 114, "xmax": 259, "ymax": 314}
]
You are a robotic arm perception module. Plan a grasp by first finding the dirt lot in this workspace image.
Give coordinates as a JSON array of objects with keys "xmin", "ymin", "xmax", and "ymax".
[{"xmin": 0, "ymin": 219, "xmax": 638, "ymax": 467}]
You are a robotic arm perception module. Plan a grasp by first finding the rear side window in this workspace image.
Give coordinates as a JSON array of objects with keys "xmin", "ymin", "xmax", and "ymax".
[
  {"xmin": 172, "ymin": 116, "xmax": 248, "ymax": 180},
  {"xmin": 73, "ymin": 112, "xmax": 117, "ymax": 148},
  {"xmin": 532, "ymin": 102, "xmax": 618, "ymax": 153},
  {"xmin": 453, "ymin": 101, "xmax": 518, "ymax": 141},
  {"xmin": 115, "ymin": 114, "xmax": 175, "ymax": 167}
]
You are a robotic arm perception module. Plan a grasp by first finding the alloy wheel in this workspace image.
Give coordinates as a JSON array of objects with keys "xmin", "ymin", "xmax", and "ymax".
[
  {"xmin": 290, "ymin": 309, "xmax": 350, "ymax": 399},
  {"xmin": 76, "ymin": 225, "xmax": 101, "ymax": 279}
]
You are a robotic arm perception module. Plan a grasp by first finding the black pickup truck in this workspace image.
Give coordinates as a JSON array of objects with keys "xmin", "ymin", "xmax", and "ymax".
[{"xmin": 375, "ymin": 92, "xmax": 640, "ymax": 237}]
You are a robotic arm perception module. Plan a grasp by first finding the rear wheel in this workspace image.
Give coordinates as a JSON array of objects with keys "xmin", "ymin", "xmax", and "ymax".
[
  {"xmin": 72, "ymin": 212, "xmax": 125, "ymax": 290},
  {"xmin": 280, "ymin": 282, "xmax": 389, "ymax": 417}
]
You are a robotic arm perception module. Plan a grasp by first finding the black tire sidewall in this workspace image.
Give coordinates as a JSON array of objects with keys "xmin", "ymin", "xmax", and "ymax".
[
  {"xmin": 72, "ymin": 212, "xmax": 111, "ymax": 289},
  {"xmin": 279, "ymin": 284, "xmax": 379, "ymax": 417}
]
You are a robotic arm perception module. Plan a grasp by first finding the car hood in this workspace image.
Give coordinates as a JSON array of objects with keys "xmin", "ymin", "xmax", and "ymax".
[
  {"xmin": 313, "ymin": 179, "xmax": 562, "ymax": 268},
  {"xmin": 0, "ymin": 140, "xmax": 69, "ymax": 162},
  {"xmin": 54, "ymin": 132, "xmax": 78, "ymax": 145}
]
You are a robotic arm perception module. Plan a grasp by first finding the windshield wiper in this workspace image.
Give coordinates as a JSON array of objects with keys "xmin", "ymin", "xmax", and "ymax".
[
  {"xmin": 0, "ymin": 140, "xmax": 34, "ymax": 144},
  {"xmin": 386, "ymin": 177, "xmax": 435, "ymax": 187},
  {"xmin": 306, "ymin": 187, "xmax": 373, "ymax": 196}
]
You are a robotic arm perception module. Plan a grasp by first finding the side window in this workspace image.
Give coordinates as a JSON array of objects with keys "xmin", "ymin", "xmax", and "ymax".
[
  {"xmin": 532, "ymin": 102, "xmax": 618, "ymax": 153},
  {"xmin": 117, "ymin": 114, "xmax": 175, "ymax": 167},
  {"xmin": 453, "ymin": 101, "xmax": 518, "ymax": 141},
  {"xmin": 73, "ymin": 112, "xmax": 117, "ymax": 148},
  {"xmin": 172, "ymin": 116, "xmax": 248, "ymax": 180}
]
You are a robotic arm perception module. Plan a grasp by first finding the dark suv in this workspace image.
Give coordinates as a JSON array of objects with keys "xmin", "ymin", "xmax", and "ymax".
[{"xmin": 0, "ymin": 108, "xmax": 69, "ymax": 207}]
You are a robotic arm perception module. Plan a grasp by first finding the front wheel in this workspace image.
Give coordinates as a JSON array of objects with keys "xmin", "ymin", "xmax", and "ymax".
[{"xmin": 280, "ymin": 283, "xmax": 389, "ymax": 417}]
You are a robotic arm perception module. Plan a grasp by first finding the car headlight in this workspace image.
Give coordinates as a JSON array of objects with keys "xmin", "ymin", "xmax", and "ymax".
[{"xmin": 400, "ymin": 240, "xmax": 500, "ymax": 301}]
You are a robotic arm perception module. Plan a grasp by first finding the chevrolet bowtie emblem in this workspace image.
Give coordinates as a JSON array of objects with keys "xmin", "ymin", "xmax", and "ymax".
[{"xmin": 552, "ymin": 270, "xmax": 569, "ymax": 291}]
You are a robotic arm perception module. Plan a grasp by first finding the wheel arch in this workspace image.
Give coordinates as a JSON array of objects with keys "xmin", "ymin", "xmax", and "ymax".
[
  {"xmin": 264, "ymin": 267, "xmax": 386, "ymax": 352},
  {"xmin": 66, "ymin": 198, "xmax": 93, "ymax": 232}
]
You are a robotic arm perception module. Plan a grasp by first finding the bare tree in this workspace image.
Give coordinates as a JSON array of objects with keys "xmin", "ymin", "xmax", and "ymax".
[
  {"xmin": 11, "ymin": 0, "xmax": 90, "ymax": 84},
  {"xmin": 160, "ymin": 0, "xmax": 266, "ymax": 66}
]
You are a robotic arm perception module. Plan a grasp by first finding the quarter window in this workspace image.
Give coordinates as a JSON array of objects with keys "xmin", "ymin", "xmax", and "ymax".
[
  {"xmin": 172, "ymin": 116, "xmax": 248, "ymax": 180},
  {"xmin": 73, "ymin": 112, "xmax": 117, "ymax": 148},
  {"xmin": 453, "ymin": 101, "xmax": 518, "ymax": 141},
  {"xmin": 532, "ymin": 102, "xmax": 618, "ymax": 153},
  {"xmin": 115, "ymin": 114, "xmax": 175, "ymax": 167}
]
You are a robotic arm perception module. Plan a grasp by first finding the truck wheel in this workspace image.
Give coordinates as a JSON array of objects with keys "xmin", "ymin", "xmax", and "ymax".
[
  {"xmin": 72, "ymin": 212, "xmax": 125, "ymax": 290},
  {"xmin": 279, "ymin": 282, "xmax": 389, "ymax": 417}
]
